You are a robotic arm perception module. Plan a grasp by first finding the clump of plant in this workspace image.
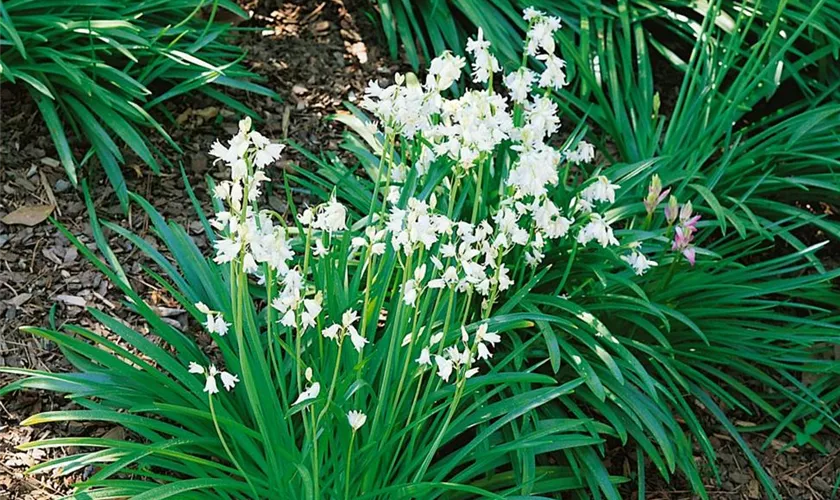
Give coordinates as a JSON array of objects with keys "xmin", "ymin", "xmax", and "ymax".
[
  {"xmin": 0, "ymin": 0, "xmax": 277, "ymax": 208},
  {"xmin": 5, "ymin": 7, "xmax": 840, "ymax": 499},
  {"xmin": 302, "ymin": 7, "xmax": 840, "ymax": 499},
  {"xmin": 2, "ymin": 12, "xmax": 658, "ymax": 497},
  {"xmin": 374, "ymin": 0, "xmax": 839, "ymax": 89}
]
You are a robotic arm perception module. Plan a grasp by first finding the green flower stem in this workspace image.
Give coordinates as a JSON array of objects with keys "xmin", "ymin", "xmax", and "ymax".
[
  {"xmin": 483, "ymin": 253, "xmax": 505, "ymax": 318},
  {"xmin": 359, "ymin": 250, "xmax": 377, "ymax": 344},
  {"xmin": 294, "ymin": 229, "xmax": 316, "ymax": 492},
  {"xmin": 265, "ymin": 266, "xmax": 288, "ymax": 409},
  {"xmin": 660, "ymin": 258, "xmax": 680, "ymax": 292},
  {"xmin": 568, "ymin": 277, "xmax": 594, "ymax": 300},
  {"xmin": 209, "ymin": 393, "xmax": 259, "ymax": 499},
  {"xmin": 369, "ymin": 250, "xmax": 413, "ymax": 435},
  {"xmin": 413, "ymin": 371, "xmax": 466, "ymax": 482},
  {"xmin": 446, "ymin": 175, "xmax": 462, "ymax": 221},
  {"xmin": 389, "ymin": 247, "xmax": 426, "ymax": 411},
  {"xmin": 555, "ymin": 239, "xmax": 579, "ymax": 296},
  {"xmin": 658, "ymin": 224, "xmax": 675, "ymax": 262},
  {"xmin": 471, "ymin": 154, "xmax": 487, "ymax": 224},
  {"xmin": 417, "ymin": 290, "xmax": 491, "ymax": 481},
  {"xmin": 265, "ymin": 265, "xmax": 276, "ymax": 370},
  {"xmin": 378, "ymin": 289, "xmax": 423, "ymax": 451},
  {"xmin": 384, "ymin": 369, "xmax": 426, "ymax": 481},
  {"xmin": 394, "ymin": 278, "xmax": 447, "ymax": 417},
  {"xmin": 406, "ymin": 288, "xmax": 464, "ymax": 459},
  {"xmin": 355, "ymin": 249, "xmax": 377, "ymax": 405},
  {"xmin": 297, "ymin": 227, "xmax": 314, "ymax": 395},
  {"xmin": 311, "ymin": 405, "xmax": 320, "ymax": 498},
  {"xmin": 344, "ymin": 431, "xmax": 357, "ymax": 499},
  {"xmin": 316, "ymin": 336, "xmax": 345, "ymax": 428},
  {"xmin": 561, "ymin": 160, "xmax": 572, "ymax": 192},
  {"xmin": 294, "ymin": 318, "xmax": 304, "ymax": 393},
  {"xmin": 377, "ymin": 139, "xmax": 398, "ymax": 216},
  {"xmin": 643, "ymin": 211, "xmax": 653, "ymax": 231},
  {"xmin": 368, "ymin": 133, "xmax": 394, "ymax": 217}
]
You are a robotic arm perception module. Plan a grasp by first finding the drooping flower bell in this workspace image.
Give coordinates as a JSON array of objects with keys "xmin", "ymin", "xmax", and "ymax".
[
  {"xmin": 672, "ymin": 226, "xmax": 697, "ymax": 266},
  {"xmin": 189, "ymin": 362, "xmax": 238, "ymax": 395},
  {"xmin": 621, "ymin": 248, "xmax": 658, "ymax": 275},
  {"xmin": 347, "ymin": 410, "xmax": 368, "ymax": 431}
]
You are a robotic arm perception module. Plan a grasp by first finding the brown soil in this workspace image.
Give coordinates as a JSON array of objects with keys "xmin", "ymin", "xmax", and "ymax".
[{"xmin": 0, "ymin": 1, "xmax": 837, "ymax": 499}]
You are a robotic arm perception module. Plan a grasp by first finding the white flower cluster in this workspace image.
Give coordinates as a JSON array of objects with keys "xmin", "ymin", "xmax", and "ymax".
[
  {"xmin": 322, "ymin": 309, "xmax": 368, "ymax": 352},
  {"xmin": 622, "ymin": 247, "xmax": 658, "ymax": 276},
  {"xmin": 386, "ymin": 199, "xmax": 518, "ymax": 302},
  {"xmin": 197, "ymin": 118, "xmax": 367, "ymax": 401},
  {"xmin": 209, "ymin": 117, "xmax": 282, "ymax": 211},
  {"xmin": 189, "ymin": 362, "xmax": 239, "ymax": 395},
  {"xmin": 303, "ymin": 196, "xmax": 347, "ymax": 234},
  {"xmin": 416, "ymin": 323, "xmax": 500, "ymax": 382},
  {"xmin": 523, "ymin": 9, "xmax": 566, "ymax": 89},
  {"xmin": 209, "ymin": 118, "xmax": 293, "ymax": 276},
  {"xmin": 466, "ymin": 28, "xmax": 501, "ymax": 84},
  {"xmin": 190, "ymin": 7, "xmax": 661, "ymax": 402},
  {"xmin": 351, "ymin": 226, "xmax": 387, "ymax": 257},
  {"xmin": 358, "ymin": 7, "xmax": 626, "ymax": 278},
  {"xmin": 188, "ymin": 117, "xmax": 291, "ymax": 395},
  {"xmin": 195, "ymin": 301, "xmax": 230, "ymax": 336}
]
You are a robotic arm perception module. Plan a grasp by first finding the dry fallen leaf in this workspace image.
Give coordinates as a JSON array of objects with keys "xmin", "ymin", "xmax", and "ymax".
[
  {"xmin": 349, "ymin": 41, "xmax": 368, "ymax": 64},
  {"xmin": 1, "ymin": 204, "xmax": 54, "ymax": 226},
  {"xmin": 101, "ymin": 427, "xmax": 125, "ymax": 441},
  {"xmin": 56, "ymin": 294, "xmax": 86, "ymax": 307},
  {"xmin": 747, "ymin": 479, "xmax": 760, "ymax": 499},
  {"xmin": 40, "ymin": 157, "xmax": 60, "ymax": 168},
  {"xmin": 195, "ymin": 106, "xmax": 219, "ymax": 120},
  {"xmin": 5, "ymin": 293, "xmax": 32, "ymax": 308},
  {"xmin": 39, "ymin": 169, "xmax": 60, "ymax": 216},
  {"xmin": 176, "ymin": 108, "xmax": 193, "ymax": 125},
  {"xmin": 156, "ymin": 306, "xmax": 186, "ymax": 317}
]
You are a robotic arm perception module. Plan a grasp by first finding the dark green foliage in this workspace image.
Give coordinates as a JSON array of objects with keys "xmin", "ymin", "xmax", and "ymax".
[
  {"xmin": 0, "ymin": 0, "xmax": 278, "ymax": 208},
  {"xmin": 301, "ymin": 1, "xmax": 840, "ymax": 496},
  {"xmin": 376, "ymin": 0, "xmax": 840, "ymax": 81}
]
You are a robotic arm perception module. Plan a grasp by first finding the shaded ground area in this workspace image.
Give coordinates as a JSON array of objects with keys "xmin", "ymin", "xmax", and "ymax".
[
  {"xmin": 0, "ymin": 1, "xmax": 837, "ymax": 498},
  {"xmin": 613, "ymin": 424, "xmax": 840, "ymax": 499}
]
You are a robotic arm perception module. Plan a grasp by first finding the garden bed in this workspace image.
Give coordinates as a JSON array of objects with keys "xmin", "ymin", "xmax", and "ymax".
[{"xmin": 1, "ymin": 1, "xmax": 837, "ymax": 498}]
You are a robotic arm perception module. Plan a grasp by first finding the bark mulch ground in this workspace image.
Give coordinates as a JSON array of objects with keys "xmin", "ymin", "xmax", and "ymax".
[{"xmin": 0, "ymin": 1, "xmax": 837, "ymax": 498}]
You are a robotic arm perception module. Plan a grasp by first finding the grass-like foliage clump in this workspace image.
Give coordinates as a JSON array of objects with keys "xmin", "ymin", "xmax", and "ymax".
[
  {"xmin": 0, "ymin": 0, "xmax": 277, "ymax": 208},
  {"xmin": 3, "ymin": 6, "xmax": 840, "ymax": 500},
  {"xmin": 375, "ymin": 0, "xmax": 839, "ymax": 89}
]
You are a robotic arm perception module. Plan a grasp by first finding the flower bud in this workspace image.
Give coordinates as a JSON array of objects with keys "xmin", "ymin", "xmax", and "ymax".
[
  {"xmin": 679, "ymin": 200, "xmax": 693, "ymax": 223},
  {"xmin": 643, "ymin": 174, "xmax": 670, "ymax": 215},
  {"xmin": 664, "ymin": 195, "xmax": 679, "ymax": 225}
]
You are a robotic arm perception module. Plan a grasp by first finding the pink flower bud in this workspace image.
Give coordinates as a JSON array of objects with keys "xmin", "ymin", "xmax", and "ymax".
[{"xmin": 643, "ymin": 175, "xmax": 670, "ymax": 215}]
